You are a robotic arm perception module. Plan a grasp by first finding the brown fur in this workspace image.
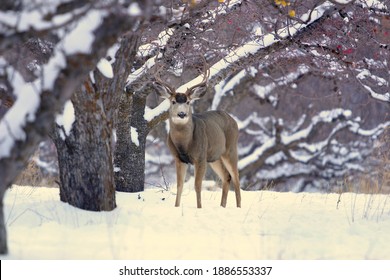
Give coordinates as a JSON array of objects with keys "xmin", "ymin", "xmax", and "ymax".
[
  {"xmin": 168, "ymin": 110, "xmax": 241, "ymax": 208},
  {"xmin": 154, "ymin": 77, "xmax": 241, "ymax": 208}
]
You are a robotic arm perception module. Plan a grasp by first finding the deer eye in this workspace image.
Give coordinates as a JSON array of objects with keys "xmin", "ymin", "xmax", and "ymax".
[
  {"xmin": 172, "ymin": 100, "xmax": 176, "ymax": 105},
  {"xmin": 186, "ymin": 101, "xmax": 190, "ymax": 105}
]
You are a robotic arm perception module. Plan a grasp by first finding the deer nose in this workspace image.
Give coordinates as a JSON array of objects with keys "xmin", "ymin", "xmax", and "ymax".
[{"xmin": 177, "ymin": 112, "xmax": 187, "ymax": 119}]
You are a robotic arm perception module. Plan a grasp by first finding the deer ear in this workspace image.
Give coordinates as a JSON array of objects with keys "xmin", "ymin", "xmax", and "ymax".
[
  {"xmin": 153, "ymin": 82, "xmax": 172, "ymax": 99},
  {"xmin": 189, "ymin": 84, "xmax": 207, "ymax": 100}
]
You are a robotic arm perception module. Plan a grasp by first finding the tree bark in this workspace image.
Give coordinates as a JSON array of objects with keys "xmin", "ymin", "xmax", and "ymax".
[
  {"xmin": 53, "ymin": 33, "xmax": 141, "ymax": 207},
  {"xmin": 114, "ymin": 92, "xmax": 134, "ymax": 191},
  {"xmin": 53, "ymin": 85, "xmax": 116, "ymax": 211},
  {"xmin": 115, "ymin": 93, "xmax": 149, "ymax": 192}
]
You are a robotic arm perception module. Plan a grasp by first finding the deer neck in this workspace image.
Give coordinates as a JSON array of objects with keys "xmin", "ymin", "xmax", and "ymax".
[{"xmin": 169, "ymin": 117, "xmax": 194, "ymax": 151}]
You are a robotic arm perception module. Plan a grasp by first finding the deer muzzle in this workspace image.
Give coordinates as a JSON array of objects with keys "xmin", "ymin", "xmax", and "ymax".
[{"xmin": 177, "ymin": 112, "xmax": 187, "ymax": 119}]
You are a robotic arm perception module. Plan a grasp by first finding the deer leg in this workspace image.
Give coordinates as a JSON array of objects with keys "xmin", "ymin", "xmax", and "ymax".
[
  {"xmin": 209, "ymin": 160, "xmax": 231, "ymax": 208},
  {"xmin": 175, "ymin": 160, "xmax": 188, "ymax": 207},
  {"xmin": 221, "ymin": 154, "xmax": 241, "ymax": 208},
  {"xmin": 194, "ymin": 161, "xmax": 207, "ymax": 208}
]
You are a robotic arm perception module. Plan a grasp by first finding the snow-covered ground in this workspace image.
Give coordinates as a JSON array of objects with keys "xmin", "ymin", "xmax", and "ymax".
[{"xmin": 2, "ymin": 182, "xmax": 390, "ymax": 260}]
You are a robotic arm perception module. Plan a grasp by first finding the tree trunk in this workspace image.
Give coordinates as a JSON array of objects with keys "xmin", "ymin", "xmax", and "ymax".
[
  {"xmin": 115, "ymin": 93, "xmax": 149, "ymax": 192},
  {"xmin": 53, "ymin": 85, "xmax": 116, "ymax": 211},
  {"xmin": 114, "ymin": 92, "xmax": 134, "ymax": 191},
  {"xmin": 52, "ymin": 33, "xmax": 140, "ymax": 210}
]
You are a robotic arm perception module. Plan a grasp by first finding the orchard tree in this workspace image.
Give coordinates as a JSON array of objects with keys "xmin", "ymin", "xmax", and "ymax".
[
  {"xmin": 53, "ymin": 33, "xmax": 141, "ymax": 211},
  {"xmin": 0, "ymin": 0, "xmax": 148, "ymax": 254}
]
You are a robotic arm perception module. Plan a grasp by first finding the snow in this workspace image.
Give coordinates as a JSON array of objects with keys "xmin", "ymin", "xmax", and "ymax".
[
  {"xmin": 333, "ymin": 0, "xmax": 355, "ymax": 4},
  {"xmin": 128, "ymin": 3, "xmax": 142, "ymax": 16},
  {"xmin": 127, "ymin": 1, "xmax": 333, "ymax": 123},
  {"xmin": 126, "ymin": 55, "xmax": 159, "ymax": 87},
  {"xmin": 2, "ymin": 185, "xmax": 390, "ymax": 260},
  {"xmin": 97, "ymin": 58, "xmax": 114, "ymax": 79},
  {"xmin": 195, "ymin": 2, "xmax": 332, "ymax": 100},
  {"xmin": 55, "ymin": 100, "xmax": 75, "ymax": 139},
  {"xmin": 131, "ymin": 126, "xmax": 140, "ymax": 147},
  {"xmin": 62, "ymin": 10, "xmax": 105, "ymax": 55},
  {"xmin": 0, "ymin": 4, "xmax": 73, "ymax": 32},
  {"xmin": 137, "ymin": 28, "xmax": 175, "ymax": 58},
  {"xmin": 282, "ymin": 109, "xmax": 352, "ymax": 145},
  {"xmin": 0, "ymin": 68, "xmax": 41, "ymax": 158},
  {"xmin": 42, "ymin": 51, "xmax": 67, "ymax": 90},
  {"xmin": 348, "ymin": 120, "xmax": 390, "ymax": 137},
  {"xmin": 238, "ymin": 138, "xmax": 276, "ymax": 170},
  {"xmin": 128, "ymin": 0, "xmax": 332, "ymax": 99},
  {"xmin": 359, "ymin": 0, "xmax": 388, "ymax": 9},
  {"xmin": 144, "ymin": 99, "xmax": 171, "ymax": 122},
  {"xmin": 0, "ymin": 6, "xmax": 114, "ymax": 159},
  {"xmin": 212, "ymin": 68, "xmax": 256, "ymax": 110},
  {"xmin": 356, "ymin": 69, "xmax": 390, "ymax": 102}
]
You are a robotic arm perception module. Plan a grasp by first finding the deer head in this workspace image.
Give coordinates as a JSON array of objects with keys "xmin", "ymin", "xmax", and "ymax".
[{"xmin": 154, "ymin": 60, "xmax": 210, "ymax": 125}]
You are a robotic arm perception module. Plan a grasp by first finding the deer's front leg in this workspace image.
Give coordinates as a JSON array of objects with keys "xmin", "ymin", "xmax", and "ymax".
[
  {"xmin": 194, "ymin": 161, "xmax": 207, "ymax": 208},
  {"xmin": 175, "ymin": 159, "xmax": 188, "ymax": 207}
]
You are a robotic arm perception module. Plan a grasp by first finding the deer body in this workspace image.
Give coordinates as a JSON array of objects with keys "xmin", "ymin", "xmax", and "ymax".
[
  {"xmin": 169, "ymin": 111, "xmax": 234, "ymax": 165},
  {"xmin": 154, "ymin": 69, "xmax": 241, "ymax": 208}
]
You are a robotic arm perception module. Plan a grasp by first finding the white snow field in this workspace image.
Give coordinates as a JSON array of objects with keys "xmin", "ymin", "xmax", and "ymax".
[{"xmin": 2, "ymin": 182, "xmax": 390, "ymax": 260}]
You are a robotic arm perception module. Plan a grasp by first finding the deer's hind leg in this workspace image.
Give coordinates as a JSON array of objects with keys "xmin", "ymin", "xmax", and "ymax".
[
  {"xmin": 221, "ymin": 152, "xmax": 241, "ymax": 208},
  {"xmin": 209, "ymin": 160, "xmax": 231, "ymax": 208}
]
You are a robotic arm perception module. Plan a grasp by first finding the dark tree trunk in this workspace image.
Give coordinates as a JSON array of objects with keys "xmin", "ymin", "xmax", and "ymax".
[
  {"xmin": 114, "ymin": 92, "xmax": 134, "ymax": 191},
  {"xmin": 115, "ymin": 93, "xmax": 149, "ymax": 192},
  {"xmin": 53, "ymin": 33, "xmax": 140, "ymax": 208},
  {"xmin": 53, "ymin": 85, "xmax": 116, "ymax": 211}
]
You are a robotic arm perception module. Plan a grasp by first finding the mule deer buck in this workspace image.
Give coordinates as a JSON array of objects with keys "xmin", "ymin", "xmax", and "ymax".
[{"xmin": 154, "ymin": 62, "xmax": 241, "ymax": 208}]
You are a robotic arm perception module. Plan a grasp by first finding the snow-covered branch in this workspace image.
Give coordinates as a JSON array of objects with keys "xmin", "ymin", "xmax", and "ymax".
[
  {"xmin": 0, "ymin": 0, "xmax": 144, "ymax": 189},
  {"xmin": 0, "ymin": 7, "xmax": 112, "ymax": 159},
  {"xmin": 356, "ymin": 69, "xmax": 390, "ymax": 103},
  {"xmin": 238, "ymin": 108, "xmax": 389, "ymax": 185}
]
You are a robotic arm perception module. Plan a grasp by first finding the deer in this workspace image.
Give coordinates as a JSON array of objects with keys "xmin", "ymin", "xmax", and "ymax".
[{"xmin": 153, "ymin": 62, "xmax": 241, "ymax": 209}]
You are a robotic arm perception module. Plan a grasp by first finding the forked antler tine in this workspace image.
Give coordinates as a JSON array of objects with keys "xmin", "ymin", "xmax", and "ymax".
[{"xmin": 187, "ymin": 56, "xmax": 210, "ymax": 92}]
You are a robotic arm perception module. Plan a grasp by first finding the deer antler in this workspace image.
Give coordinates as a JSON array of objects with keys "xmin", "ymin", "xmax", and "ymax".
[
  {"xmin": 153, "ymin": 63, "xmax": 176, "ymax": 94},
  {"xmin": 187, "ymin": 56, "xmax": 210, "ymax": 93}
]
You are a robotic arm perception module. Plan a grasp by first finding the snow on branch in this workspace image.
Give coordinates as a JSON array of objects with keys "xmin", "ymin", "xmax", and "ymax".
[
  {"xmin": 0, "ymin": 3, "xmax": 138, "ymax": 159},
  {"xmin": 212, "ymin": 66, "xmax": 258, "ymax": 110},
  {"xmin": 55, "ymin": 100, "xmax": 75, "ymax": 140},
  {"xmin": 0, "ymin": 3, "xmax": 89, "ymax": 33},
  {"xmin": 177, "ymin": 2, "xmax": 332, "ymax": 98},
  {"xmin": 207, "ymin": 2, "xmax": 333, "ymax": 109},
  {"xmin": 129, "ymin": 1, "xmax": 334, "ymax": 127},
  {"xmin": 357, "ymin": 0, "xmax": 388, "ymax": 10},
  {"xmin": 0, "ymin": 65, "xmax": 41, "ymax": 158},
  {"xmin": 211, "ymin": 1, "xmax": 333, "ymax": 74},
  {"xmin": 237, "ymin": 107, "xmax": 389, "ymax": 182},
  {"xmin": 281, "ymin": 108, "xmax": 352, "ymax": 145},
  {"xmin": 125, "ymin": 28, "xmax": 176, "ymax": 90},
  {"xmin": 125, "ymin": 0, "xmax": 245, "ymax": 90},
  {"xmin": 356, "ymin": 69, "xmax": 390, "ymax": 103}
]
